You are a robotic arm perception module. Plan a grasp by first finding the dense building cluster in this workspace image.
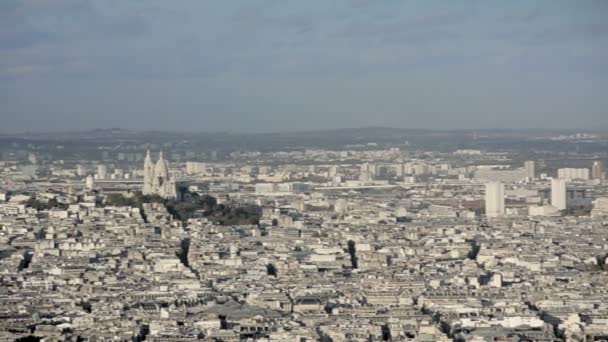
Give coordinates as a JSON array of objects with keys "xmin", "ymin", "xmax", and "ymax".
[{"xmin": 1, "ymin": 132, "xmax": 608, "ymax": 341}]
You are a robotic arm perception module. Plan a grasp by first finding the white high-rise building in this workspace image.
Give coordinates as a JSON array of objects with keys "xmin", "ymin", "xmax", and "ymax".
[
  {"xmin": 485, "ymin": 181, "xmax": 505, "ymax": 218},
  {"xmin": 76, "ymin": 164, "xmax": 87, "ymax": 177},
  {"xmin": 592, "ymin": 161, "xmax": 604, "ymax": 180},
  {"xmin": 28, "ymin": 153, "xmax": 37, "ymax": 164},
  {"xmin": 96, "ymin": 164, "xmax": 108, "ymax": 180},
  {"xmin": 524, "ymin": 161, "xmax": 535, "ymax": 179},
  {"xmin": 359, "ymin": 163, "xmax": 374, "ymax": 181},
  {"xmin": 85, "ymin": 175, "xmax": 95, "ymax": 190},
  {"xmin": 143, "ymin": 150, "xmax": 177, "ymax": 199},
  {"xmin": 551, "ymin": 178, "xmax": 567, "ymax": 210}
]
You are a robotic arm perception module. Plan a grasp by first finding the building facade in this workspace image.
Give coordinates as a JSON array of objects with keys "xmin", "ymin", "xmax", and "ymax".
[
  {"xmin": 485, "ymin": 181, "xmax": 505, "ymax": 218},
  {"xmin": 591, "ymin": 161, "xmax": 604, "ymax": 180},
  {"xmin": 143, "ymin": 150, "xmax": 177, "ymax": 199},
  {"xmin": 557, "ymin": 168, "xmax": 590, "ymax": 181},
  {"xmin": 524, "ymin": 161, "xmax": 535, "ymax": 180},
  {"xmin": 551, "ymin": 178, "xmax": 567, "ymax": 210}
]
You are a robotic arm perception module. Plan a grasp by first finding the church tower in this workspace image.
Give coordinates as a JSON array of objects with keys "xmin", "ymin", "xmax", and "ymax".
[
  {"xmin": 142, "ymin": 150, "xmax": 177, "ymax": 199},
  {"xmin": 153, "ymin": 151, "xmax": 168, "ymax": 191},
  {"xmin": 142, "ymin": 150, "xmax": 154, "ymax": 195}
]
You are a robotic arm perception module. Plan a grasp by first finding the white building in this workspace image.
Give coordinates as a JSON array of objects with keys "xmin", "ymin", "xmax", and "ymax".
[
  {"xmin": 524, "ymin": 161, "xmax": 535, "ymax": 179},
  {"xmin": 255, "ymin": 183, "xmax": 278, "ymax": 194},
  {"xmin": 474, "ymin": 168, "xmax": 527, "ymax": 183},
  {"xmin": 528, "ymin": 205, "xmax": 560, "ymax": 217},
  {"xmin": 96, "ymin": 164, "xmax": 108, "ymax": 180},
  {"xmin": 359, "ymin": 163, "xmax": 375, "ymax": 181},
  {"xmin": 485, "ymin": 181, "xmax": 505, "ymax": 218},
  {"xmin": 85, "ymin": 175, "xmax": 95, "ymax": 190},
  {"xmin": 591, "ymin": 161, "xmax": 604, "ymax": 180},
  {"xmin": 186, "ymin": 162, "xmax": 207, "ymax": 175},
  {"xmin": 591, "ymin": 197, "xmax": 608, "ymax": 217},
  {"xmin": 557, "ymin": 168, "xmax": 589, "ymax": 181},
  {"xmin": 551, "ymin": 178, "xmax": 567, "ymax": 210},
  {"xmin": 143, "ymin": 151, "xmax": 177, "ymax": 199},
  {"xmin": 76, "ymin": 164, "xmax": 87, "ymax": 176}
]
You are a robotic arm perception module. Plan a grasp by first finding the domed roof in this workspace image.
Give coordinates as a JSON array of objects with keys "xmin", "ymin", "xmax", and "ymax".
[{"xmin": 154, "ymin": 151, "xmax": 169, "ymax": 177}]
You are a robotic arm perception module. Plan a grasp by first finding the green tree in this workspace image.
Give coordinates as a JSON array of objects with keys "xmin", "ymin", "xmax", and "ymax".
[{"xmin": 266, "ymin": 263, "xmax": 278, "ymax": 277}]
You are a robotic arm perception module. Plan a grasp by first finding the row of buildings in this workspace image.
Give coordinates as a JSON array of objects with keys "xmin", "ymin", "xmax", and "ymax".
[{"xmin": 1, "ymin": 144, "xmax": 607, "ymax": 340}]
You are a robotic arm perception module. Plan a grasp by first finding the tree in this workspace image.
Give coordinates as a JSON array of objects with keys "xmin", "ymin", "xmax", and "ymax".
[
  {"xmin": 24, "ymin": 197, "xmax": 67, "ymax": 210},
  {"xmin": 266, "ymin": 263, "xmax": 278, "ymax": 277},
  {"xmin": 102, "ymin": 192, "xmax": 260, "ymax": 226}
]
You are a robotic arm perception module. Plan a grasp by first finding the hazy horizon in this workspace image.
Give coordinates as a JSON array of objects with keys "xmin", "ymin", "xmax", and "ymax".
[
  {"xmin": 3, "ymin": 125, "xmax": 608, "ymax": 137},
  {"xmin": 2, "ymin": 0, "xmax": 607, "ymax": 132}
]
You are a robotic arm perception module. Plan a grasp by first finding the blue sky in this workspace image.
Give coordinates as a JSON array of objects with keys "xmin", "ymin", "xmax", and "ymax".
[{"xmin": 1, "ymin": 0, "xmax": 607, "ymax": 132}]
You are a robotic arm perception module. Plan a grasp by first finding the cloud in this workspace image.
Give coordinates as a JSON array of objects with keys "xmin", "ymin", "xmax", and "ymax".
[
  {"xmin": 531, "ymin": 23, "xmax": 608, "ymax": 46},
  {"xmin": 0, "ymin": 0, "xmax": 607, "ymax": 81},
  {"xmin": 0, "ymin": 30, "xmax": 55, "ymax": 50},
  {"xmin": 503, "ymin": 7, "xmax": 542, "ymax": 23},
  {"xmin": 0, "ymin": 0, "xmax": 20, "ymax": 15},
  {"xmin": 5, "ymin": 64, "xmax": 50, "ymax": 75}
]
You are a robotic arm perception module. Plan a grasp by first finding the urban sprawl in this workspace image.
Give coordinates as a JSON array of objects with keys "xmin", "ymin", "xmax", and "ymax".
[{"xmin": 1, "ymin": 130, "xmax": 608, "ymax": 341}]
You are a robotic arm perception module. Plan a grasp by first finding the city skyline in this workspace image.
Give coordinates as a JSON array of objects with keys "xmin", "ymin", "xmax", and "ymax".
[
  {"xmin": 2, "ymin": 1, "xmax": 608, "ymax": 340},
  {"xmin": 4, "ymin": 125, "xmax": 608, "ymax": 135},
  {"xmin": 1, "ymin": 130, "xmax": 608, "ymax": 340}
]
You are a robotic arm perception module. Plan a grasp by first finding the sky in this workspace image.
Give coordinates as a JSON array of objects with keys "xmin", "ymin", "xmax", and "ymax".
[{"xmin": 1, "ymin": 0, "xmax": 607, "ymax": 133}]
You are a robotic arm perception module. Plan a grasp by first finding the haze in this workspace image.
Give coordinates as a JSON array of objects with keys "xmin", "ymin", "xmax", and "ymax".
[{"xmin": 1, "ymin": 0, "xmax": 607, "ymax": 132}]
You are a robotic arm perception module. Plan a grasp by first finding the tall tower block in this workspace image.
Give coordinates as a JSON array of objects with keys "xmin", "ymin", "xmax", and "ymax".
[
  {"xmin": 551, "ymin": 178, "xmax": 567, "ymax": 210},
  {"xmin": 485, "ymin": 181, "xmax": 505, "ymax": 218}
]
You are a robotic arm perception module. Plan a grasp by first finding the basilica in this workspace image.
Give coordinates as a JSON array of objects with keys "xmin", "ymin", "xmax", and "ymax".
[{"xmin": 142, "ymin": 150, "xmax": 177, "ymax": 199}]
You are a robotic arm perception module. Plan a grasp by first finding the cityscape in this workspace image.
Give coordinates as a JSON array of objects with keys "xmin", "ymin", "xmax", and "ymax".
[
  {"xmin": 3, "ymin": 1, "xmax": 608, "ymax": 341},
  {"xmin": 0, "ymin": 128, "xmax": 608, "ymax": 341}
]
